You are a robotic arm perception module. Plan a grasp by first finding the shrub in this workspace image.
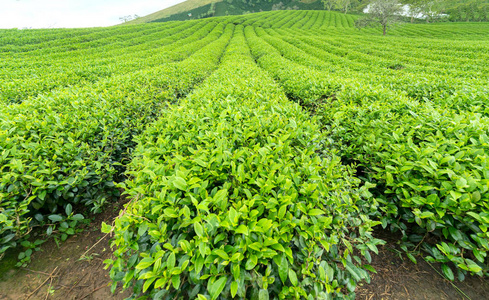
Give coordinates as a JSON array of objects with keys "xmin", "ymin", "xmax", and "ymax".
[{"xmin": 106, "ymin": 26, "xmax": 382, "ymax": 299}]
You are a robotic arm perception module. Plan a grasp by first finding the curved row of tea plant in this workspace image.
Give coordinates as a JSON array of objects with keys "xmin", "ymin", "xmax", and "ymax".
[
  {"xmin": 2, "ymin": 9, "xmax": 489, "ymax": 295},
  {"xmin": 0, "ymin": 24, "xmax": 233, "ymax": 257},
  {"xmin": 0, "ymin": 26, "xmax": 118, "ymax": 48},
  {"xmin": 0, "ymin": 21, "xmax": 219, "ymax": 104},
  {"xmin": 319, "ymin": 88, "xmax": 489, "ymax": 281},
  {"xmin": 256, "ymin": 27, "xmax": 489, "ymax": 116},
  {"xmin": 267, "ymin": 26, "xmax": 489, "ymax": 79},
  {"xmin": 229, "ymin": 10, "xmax": 357, "ymax": 31},
  {"xmin": 105, "ymin": 25, "xmax": 383, "ymax": 300},
  {"xmin": 0, "ymin": 22, "xmax": 180, "ymax": 54},
  {"xmin": 272, "ymin": 29, "xmax": 489, "ymax": 78},
  {"xmin": 263, "ymin": 11, "xmax": 489, "ymax": 37},
  {"xmin": 244, "ymin": 24, "xmax": 489, "ymax": 281},
  {"xmin": 0, "ymin": 22, "xmax": 194, "ymax": 102},
  {"xmin": 1, "ymin": 22, "xmax": 191, "ymax": 65}
]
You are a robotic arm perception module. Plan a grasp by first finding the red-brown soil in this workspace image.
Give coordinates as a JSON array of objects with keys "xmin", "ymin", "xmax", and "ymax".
[{"xmin": 1, "ymin": 203, "xmax": 488, "ymax": 300}]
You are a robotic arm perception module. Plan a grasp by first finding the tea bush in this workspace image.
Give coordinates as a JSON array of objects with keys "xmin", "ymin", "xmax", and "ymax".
[
  {"xmin": 0, "ymin": 24, "xmax": 233, "ymax": 256},
  {"xmin": 245, "ymin": 26, "xmax": 489, "ymax": 280},
  {"xmin": 105, "ymin": 26, "xmax": 382, "ymax": 299},
  {"xmin": 320, "ymin": 91, "xmax": 489, "ymax": 280}
]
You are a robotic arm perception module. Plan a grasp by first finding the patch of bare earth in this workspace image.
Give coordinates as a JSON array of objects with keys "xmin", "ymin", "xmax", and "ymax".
[
  {"xmin": 2, "ymin": 204, "xmax": 489, "ymax": 300},
  {"xmin": 356, "ymin": 230, "xmax": 489, "ymax": 300},
  {"xmin": 0, "ymin": 199, "xmax": 131, "ymax": 300}
]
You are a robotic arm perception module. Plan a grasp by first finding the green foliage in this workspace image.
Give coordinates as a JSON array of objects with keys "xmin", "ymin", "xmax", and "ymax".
[
  {"xmin": 151, "ymin": 0, "xmax": 325, "ymax": 22},
  {"xmin": 2, "ymin": 9, "xmax": 489, "ymax": 299},
  {"xmin": 15, "ymin": 238, "xmax": 44, "ymax": 268},
  {"xmin": 106, "ymin": 25, "xmax": 381, "ymax": 299},
  {"xmin": 445, "ymin": 0, "xmax": 489, "ymax": 22},
  {"xmin": 320, "ymin": 91, "xmax": 489, "ymax": 278},
  {"xmin": 241, "ymin": 14, "xmax": 489, "ymax": 280},
  {"xmin": 0, "ymin": 22, "xmax": 228, "ymax": 257}
]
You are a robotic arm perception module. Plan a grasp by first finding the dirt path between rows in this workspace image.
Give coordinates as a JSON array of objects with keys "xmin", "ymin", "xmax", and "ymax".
[
  {"xmin": 1, "ymin": 200, "xmax": 488, "ymax": 300},
  {"xmin": 356, "ymin": 230, "xmax": 489, "ymax": 300},
  {"xmin": 0, "ymin": 201, "xmax": 131, "ymax": 300}
]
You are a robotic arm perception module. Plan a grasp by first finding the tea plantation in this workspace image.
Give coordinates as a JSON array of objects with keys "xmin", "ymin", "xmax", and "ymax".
[{"xmin": 1, "ymin": 10, "xmax": 489, "ymax": 299}]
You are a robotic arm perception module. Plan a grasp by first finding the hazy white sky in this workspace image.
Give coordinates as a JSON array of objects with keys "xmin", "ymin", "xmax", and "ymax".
[{"xmin": 0, "ymin": 0, "xmax": 187, "ymax": 29}]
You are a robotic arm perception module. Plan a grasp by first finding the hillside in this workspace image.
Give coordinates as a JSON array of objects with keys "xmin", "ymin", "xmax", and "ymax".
[
  {"xmin": 129, "ymin": 0, "xmax": 221, "ymax": 24},
  {"xmin": 1, "ymin": 10, "xmax": 489, "ymax": 300},
  {"xmin": 129, "ymin": 0, "xmax": 489, "ymax": 24},
  {"xmin": 130, "ymin": 0, "xmax": 324, "ymax": 23}
]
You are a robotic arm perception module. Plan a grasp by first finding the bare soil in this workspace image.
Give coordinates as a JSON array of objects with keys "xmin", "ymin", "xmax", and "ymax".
[
  {"xmin": 356, "ymin": 231, "xmax": 489, "ymax": 300},
  {"xmin": 0, "ymin": 200, "xmax": 131, "ymax": 300},
  {"xmin": 1, "ymin": 203, "xmax": 488, "ymax": 300}
]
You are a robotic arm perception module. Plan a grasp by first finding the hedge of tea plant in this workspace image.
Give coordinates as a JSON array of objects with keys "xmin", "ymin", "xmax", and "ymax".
[
  {"xmin": 2, "ymin": 8, "xmax": 489, "ymax": 296},
  {"xmin": 0, "ymin": 20, "xmax": 219, "ymax": 105},
  {"xmin": 0, "ymin": 23, "xmax": 233, "ymax": 256},
  {"xmin": 105, "ymin": 26, "xmax": 383, "ymax": 300},
  {"xmin": 244, "ymin": 24, "xmax": 489, "ymax": 281},
  {"xmin": 320, "ymin": 89, "xmax": 489, "ymax": 280}
]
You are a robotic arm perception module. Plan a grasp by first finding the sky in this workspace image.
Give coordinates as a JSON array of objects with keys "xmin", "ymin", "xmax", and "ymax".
[{"xmin": 0, "ymin": 0, "xmax": 187, "ymax": 29}]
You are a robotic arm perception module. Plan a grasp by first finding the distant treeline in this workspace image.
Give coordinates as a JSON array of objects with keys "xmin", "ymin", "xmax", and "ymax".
[
  {"xmin": 151, "ymin": 0, "xmax": 322, "ymax": 22},
  {"xmin": 324, "ymin": 0, "xmax": 489, "ymax": 22},
  {"xmin": 151, "ymin": 0, "xmax": 489, "ymax": 23},
  {"xmin": 445, "ymin": 0, "xmax": 489, "ymax": 22}
]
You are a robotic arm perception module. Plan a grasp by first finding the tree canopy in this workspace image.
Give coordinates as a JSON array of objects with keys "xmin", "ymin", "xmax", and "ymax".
[
  {"xmin": 355, "ymin": 0, "xmax": 403, "ymax": 35},
  {"xmin": 321, "ymin": 0, "xmax": 489, "ymax": 22}
]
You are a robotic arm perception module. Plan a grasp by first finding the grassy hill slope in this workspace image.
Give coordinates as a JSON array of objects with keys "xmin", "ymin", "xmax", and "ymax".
[
  {"xmin": 129, "ymin": 0, "xmax": 489, "ymax": 24},
  {"xmin": 130, "ymin": 0, "xmax": 324, "ymax": 24},
  {"xmin": 129, "ymin": 0, "xmax": 221, "ymax": 24}
]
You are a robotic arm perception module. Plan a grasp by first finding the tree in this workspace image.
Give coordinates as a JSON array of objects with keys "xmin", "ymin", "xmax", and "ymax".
[
  {"xmin": 119, "ymin": 15, "xmax": 133, "ymax": 23},
  {"xmin": 335, "ymin": 0, "xmax": 353, "ymax": 14},
  {"xmin": 353, "ymin": 0, "xmax": 371, "ymax": 12},
  {"xmin": 355, "ymin": 0, "xmax": 403, "ymax": 35},
  {"xmin": 119, "ymin": 14, "xmax": 140, "ymax": 23},
  {"xmin": 322, "ymin": 0, "xmax": 336, "ymax": 11},
  {"xmin": 324, "ymin": 0, "xmax": 366, "ymax": 13},
  {"xmin": 403, "ymin": 0, "xmax": 425, "ymax": 22},
  {"xmin": 419, "ymin": 0, "xmax": 445, "ymax": 23},
  {"xmin": 272, "ymin": 2, "xmax": 285, "ymax": 10}
]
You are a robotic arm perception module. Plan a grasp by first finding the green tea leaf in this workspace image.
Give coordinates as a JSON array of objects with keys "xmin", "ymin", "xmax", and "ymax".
[
  {"xmin": 136, "ymin": 258, "xmax": 154, "ymax": 270},
  {"xmin": 173, "ymin": 177, "xmax": 187, "ymax": 191},
  {"xmin": 168, "ymin": 252, "xmax": 176, "ymax": 270},
  {"xmin": 65, "ymin": 204, "xmax": 72, "ymax": 216},
  {"xmin": 194, "ymin": 222, "xmax": 204, "ymax": 238},
  {"xmin": 48, "ymin": 214, "xmax": 63, "ymax": 222},
  {"xmin": 278, "ymin": 254, "xmax": 288, "ymax": 284},
  {"xmin": 245, "ymin": 255, "xmax": 258, "ymax": 270},
  {"xmin": 259, "ymin": 289, "xmax": 269, "ymax": 300},
  {"xmin": 101, "ymin": 222, "xmax": 112, "ymax": 233},
  {"xmin": 441, "ymin": 264, "xmax": 454, "ymax": 281},
  {"xmin": 308, "ymin": 209, "xmax": 325, "ymax": 216},
  {"xmin": 288, "ymin": 269, "xmax": 298, "ymax": 286},
  {"xmin": 209, "ymin": 276, "xmax": 227, "ymax": 300},
  {"xmin": 213, "ymin": 249, "xmax": 229, "ymax": 260},
  {"xmin": 231, "ymin": 281, "xmax": 238, "ymax": 298},
  {"xmin": 235, "ymin": 224, "xmax": 249, "ymax": 235},
  {"xmin": 172, "ymin": 275, "xmax": 181, "ymax": 289}
]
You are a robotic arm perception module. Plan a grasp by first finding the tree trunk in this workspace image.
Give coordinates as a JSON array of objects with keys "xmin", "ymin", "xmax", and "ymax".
[
  {"xmin": 411, "ymin": 16, "xmax": 414, "ymax": 23},
  {"xmin": 383, "ymin": 25, "xmax": 387, "ymax": 36}
]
